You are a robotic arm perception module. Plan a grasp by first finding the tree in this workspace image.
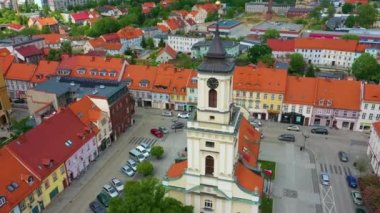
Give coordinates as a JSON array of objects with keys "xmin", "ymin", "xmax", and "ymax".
[
  {"xmin": 109, "ymin": 177, "xmax": 193, "ymax": 213},
  {"xmin": 352, "ymin": 53, "xmax": 380, "ymax": 82},
  {"xmin": 342, "ymin": 3, "xmax": 355, "ymax": 14},
  {"xmin": 41, "ymin": 26, "xmax": 51, "ymax": 34},
  {"xmin": 10, "ymin": 117, "xmax": 33, "ymax": 136},
  {"xmin": 146, "ymin": 37, "xmax": 155, "ymax": 49},
  {"xmin": 247, "ymin": 44, "xmax": 272, "ymax": 64},
  {"xmin": 342, "ymin": 34, "xmax": 359, "ymax": 40},
  {"xmin": 288, "ymin": 53, "xmax": 306, "ymax": 76},
  {"xmin": 158, "ymin": 38, "xmax": 165, "ymax": 48},
  {"xmin": 47, "ymin": 49, "xmax": 61, "ymax": 61},
  {"xmin": 258, "ymin": 54, "xmax": 275, "ymax": 67},
  {"xmin": 205, "ymin": 12, "xmax": 218, "ymax": 22},
  {"xmin": 141, "ymin": 36, "xmax": 147, "ymax": 48},
  {"xmin": 87, "ymin": 17, "xmax": 120, "ymax": 37},
  {"xmin": 306, "ymin": 64, "xmax": 316, "ymax": 77},
  {"xmin": 327, "ymin": 5, "xmax": 336, "ymax": 18},
  {"xmin": 356, "ymin": 4, "xmax": 378, "ymax": 28},
  {"xmin": 355, "ymin": 158, "xmax": 369, "ymax": 175},
  {"xmin": 225, "ymin": 7, "xmax": 235, "ymax": 19},
  {"xmin": 137, "ymin": 160, "xmax": 154, "ymax": 176},
  {"xmin": 261, "ymin": 29, "xmax": 280, "ymax": 43},
  {"xmin": 359, "ymin": 175, "xmax": 380, "ymax": 212},
  {"xmin": 320, "ymin": 0, "xmax": 331, "ymax": 8},
  {"xmin": 60, "ymin": 41, "xmax": 72, "ymax": 55},
  {"xmin": 151, "ymin": 146, "xmax": 164, "ymax": 159},
  {"xmin": 345, "ymin": 15, "xmax": 356, "ymax": 28}
]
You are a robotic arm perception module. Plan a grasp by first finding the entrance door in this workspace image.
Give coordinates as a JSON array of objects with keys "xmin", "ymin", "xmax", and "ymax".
[
  {"xmin": 304, "ymin": 117, "xmax": 310, "ymax": 126},
  {"xmin": 261, "ymin": 113, "xmax": 266, "ymax": 120},
  {"xmin": 49, "ymin": 187, "xmax": 59, "ymax": 200},
  {"xmin": 32, "ymin": 205, "xmax": 40, "ymax": 213},
  {"xmin": 326, "ymin": 120, "xmax": 330, "ymax": 127},
  {"xmin": 350, "ymin": 122, "xmax": 354, "ymax": 130}
]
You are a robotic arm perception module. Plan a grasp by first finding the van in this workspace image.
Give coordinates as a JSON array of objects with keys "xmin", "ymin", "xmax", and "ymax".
[{"xmin": 129, "ymin": 149, "xmax": 145, "ymax": 162}]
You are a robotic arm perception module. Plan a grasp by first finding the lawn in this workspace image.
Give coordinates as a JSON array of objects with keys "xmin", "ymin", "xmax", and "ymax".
[
  {"xmin": 260, "ymin": 194, "xmax": 273, "ymax": 213},
  {"xmin": 258, "ymin": 160, "xmax": 276, "ymax": 180}
]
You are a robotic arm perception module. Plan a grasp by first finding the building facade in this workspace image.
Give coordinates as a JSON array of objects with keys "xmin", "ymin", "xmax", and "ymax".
[
  {"xmin": 191, "ymin": 40, "xmax": 239, "ymax": 59},
  {"xmin": 368, "ymin": 122, "xmax": 380, "ymax": 176},
  {"xmin": 167, "ymin": 34, "xmax": 205, "ymax": 54},
  {"xmin": 357, "ymin": 84, "xmax": 380, "ymax": 131}
]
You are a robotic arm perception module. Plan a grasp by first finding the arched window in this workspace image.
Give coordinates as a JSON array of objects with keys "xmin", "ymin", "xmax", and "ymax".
[
  {"xmin": 209, "ymin": 89, "xmax": 217, "ymax": 108},
  {"xmin": 205, "ymin": 155, "xmax": 214, "ymax": 176}
]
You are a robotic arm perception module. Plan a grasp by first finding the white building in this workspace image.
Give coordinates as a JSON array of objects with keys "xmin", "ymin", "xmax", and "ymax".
[
  {"xmin": 245, "ymin": 1, "xmax": 292, "ymax": 15},
  {"xmin": 167, "ymin": 34, "xmax": 205, "ymax": 54},
  {"xmin": 367, "ymin": 122, "xmax": 380, "ymax": 176},
  {"xmin": 34, "ymin": 0, "xmax": 88, "ymax": 11},
  {"xmin": 357, "ymin": 84, "xmax": 380, "ymax": 131},
  {"xmin": 5, "ymin": 63, "xmax": 36, "ymax": 100}
]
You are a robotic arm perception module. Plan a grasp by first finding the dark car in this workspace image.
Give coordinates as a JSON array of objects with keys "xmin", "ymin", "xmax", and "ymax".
[
  {"xmin": 347, "ymin": 175, "xmax": 358, "ymax": 188},
  {"xmin": 339, "ymin": 151, "xmax": 349, "ymax": 162},
  {"xmin": 96, "ymin": 192, "xmax": 111, "ymax": 207},
  {"xmin": 278, "ymin": 134, "xmax": 295, "ymax": 142},
  {"xmin": 356, "ymin": 208, "xmax": 366, "ymax": 213},
  {"xmin": 171, "ymin": 122, "xmax": 184, "ymax": 129},
  {"xmin": 89, "ymin": 200, "xmax": 106, "ymax": 213},
  {"xmin": 311, "ymin": 127, "xmax": 328, "ymax": 135}
]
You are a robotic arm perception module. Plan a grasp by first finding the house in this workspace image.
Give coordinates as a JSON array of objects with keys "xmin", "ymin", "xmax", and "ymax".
[
  {"xmin": 98, "ymin": 5, "xmax": 122, "ymax": 17},
  {"xmin": 162, "ymin": 17, "xmax": 185, "ymax": 33},
  {"xmin": 282, "ymin": 76, "xmax": 317, "ymax": 126},
  {"xmin": 192, "ymin": 3, "xmax": 222, "ymax": 16},
  {"xmin": 14, "ymin": 45, "xmax": 43, "ymax": 63},
  {"xmin": 35, "ymin": 34, "xmax": 62, "ymax": 49},
  {"xmin": 357, "ymin": 84, "xmax": 380, "ymax": 131},
  {"xmin": 0, "ymin": 148, "xmax": 41, "ymax": 213},
  {"xmin": 0, "ymin": 35, "xmax": 45, "ymax": 56},
  {"xmin": 250, "ymin": 22, "xmax": 304, "ymax": 39},
  {"xmin": 160, "ymin": 0, "xmax": 175, "ymax": 8},
  {"xmin": 69, "ymin": 96, "xmax": 112, "ymax": 151},
  {"xmin": 167, "ymin": 34, "xmax": 205, "ymax": 53},
  {"xmin": 267, "ymin": 39, "xmax": 295, "ymax": 60},
  {"xmin": 31, "ymin": 60, "xmax": 60, "ymax": 85},
  {"xmin": 186, "ymin": 10, "xmax": 207, "ymax": 24},
  {"xmin": 84, "ymin": 38, "xmax": 105, "ymax": 53},
  {"xmin": 191, "ymin": 39, "xmax": 239, "ymax": 59},
  {"xmin": 5, "ymin": 63, "xmax": 37, "ymax": 100},
  {"xmin": 0, "ymin": 54, "xmax": 14, "ymax": 76},
  {"xmin": 142, "ymin": 2, "xmax": 156, "ymax": 14},
  {"xmin": 168, "ymin": 66, "xmax": 193, "ymax": 111},
  {"xmin": 286, "ymin": 7, "xmax": 311, "ymax": 18},
  {"xmin": 151, "ymin": 64, "xmax": 174, "ymax": 109},
  {"xmin": 367, "ymin": 122, "xmax": 380, "ymax": 176},
  {"xmin": 142, "ymin": 26, "xmax": 163, "ymax": 39},
  {"xmin": 36, "ymin": 0, "xmax": 89, "ymax": 11},
  {"xmin": 245, "ymin": 1, "xmax": 292, "ymax": 15},
  {"xmin": 207, "ymin": 20, "xmax": 243, "ymax": 38},
  {"xmin": 117, "ymin": 27, "xmax": 144, "ymax": 50},
  {"xmin": 70, "ymin": 11, "xmax": 99, "ymax": 25},
  {"xmin": 186, "ymin": 70, "xmax": 198, "ymax": 111},
  {"xmin": 156, "ymin": 45, "xmax": 177, "ymax": 63},
  {"xmin": 84, "ymin": 38, "xmax": 122, "ymax": 55},
  {"xmin": 28, "ymin": 17, "xmax": 59, "ymax": 33},
  {"xmin": 157, "ymin": 24, "xmax": 170, "ymax": 34},
  {"xmin": 103, "ymin": 42, "xmax": 122, "ymax": 56},
  {"xmin": 7, "ymin": 23, "xmax": 25, "ymax": 32},
  {"xmin": 100, "ymin": 33, "xmax": 120, "ymax": 43}
]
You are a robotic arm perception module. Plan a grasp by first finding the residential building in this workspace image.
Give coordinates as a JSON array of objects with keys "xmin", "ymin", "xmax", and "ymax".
[
  {"xmin": 367, "ymin": 122, "xmax": 380, "ymax": 176},
  {"xmin": 161, "ymin": 17, "xmax": 185, "ymax": 33},
  {"xmin": 34, "ymin": 0, "xmax": 89, "ymax": 11},
  {"xmin": 357, "ymin": 84, "xmax": 380, "ymax": 131},
  {"xmin": 98, "ymin": 5, "xmax": 122, "ymax": 17},
  {"xmin": 191, "ymin": 39, "xmax": 239, "ymax": 59},
  {"xmin": 151, "ymin": 64, "xmax": 174, "ymax": 109},
  {"xmin": 192, "ymin": 3, "xmax": 223, "ymax": 15},
  {"xmin": 233, "ymin": 66, "xmax": 287, "ymax": 121},
  {"xmin": 267, "ymin": 39, "xmax": 295, "ymax": 60},
  {"xmin": 304, "ymin": 29, "xmax": 380, "ymax": 45},
  {"xmin": 5, "ymin": 63, "xmax": 37, "ymax": 100},
  {"xmin": 163, "ymin": 28, "xmax": 263, "ymax": 212},
  {"xmin": 100, "ymin": 33, "xmax": 120, "ymax": 43},
  {"xmin": 69, "ymin": 11, "xmax": 99, "ymax": 25},
  {"xmin": 84, "ymin": 38, "xmax": 122, "ymax": 55},
  {"xmin": 28, "ymin": 17, "xmax": 59, "ymax": 33},
  {"xmin": 117, "ymin": 27, "xmax": 144, "ymax": 50},
  {"xmin": 207, "ymin": 20, "xmax": 243, "ymax": 38},
  {"xmin": 156, "ymin": 44, "xmax": 177, "ymax": 63},
  {"xmin": 14, "ymin": 45, "xmax": 43, "ymax": 63},
  {"xmin": 0, "ymin": 54, "xmax": 14, "ymax": 76},
  {"xmin": 0, "ymin": 35, "xmax": 44, "ymax": 58},
  {"xmin": 6, "ymin": 23, "xmax": 25, "ymax": 32},
  {"xmin": 169, "ymin": 67, "xmax": 192, "ymax": 111},
  {"xmin": 186, "ymin": 10, "xmax": 207, "ymax": 24},
  {"xmin": 142, "ymin": 26, "xmax": 162, "ymax": 39},
  {"xmin": 186, "ymin": 70, "xmax": 198, "ymax": 112},
  {"xmin": 35, "ymin": 34, "xmax": 62, "ymax": 49},
  {"xmin": 142, "ymin": 2, "xmax": 156, "ymax": 14},
  {"xmin": 345, "ymin": 0, "xmax": 368, "ymax": 4},
  {"xmin": 250, "ymin": 22, "xmax": 304, "ymax": 39},
  {"xmin": 31, "ymin": 60, "xmax": 60, "ymax": 86},
  {"xmin": 167, "ymin": 34, "xmax": 205, "ymax": 53},
  {"xmin": 245, "ymin": 1, "xmax": 293, "ymax": 15},
  {"xmin": 286, "ymin": 7, "xmax": 311, "ymax": 18}
]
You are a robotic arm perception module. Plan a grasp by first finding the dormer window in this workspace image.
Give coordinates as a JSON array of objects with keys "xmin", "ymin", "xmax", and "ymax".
[
  {"xmin": 139, "ymin": 79, "xmax": 149, "ymax": 87},
  {"xmin": 58, "ymin": 69, "xmax": 71, "ymax": 75},
  {"xmin": 0, "ymin": 196, "xmax": 6, "ymax": 207},
  {"xmin": 90, "ymin": 69, "xmax": 98, "ymax": 75},
  {"xmin": 318, "ymin": 99, "xmax": 324, "ymax": 106},
  {"xmin": 126, "ymin": 78, "xmax": 132, "ymax": 86},
  {"xmin": 191, "ymin": 77, "xmax": 197, "ymax": 84},
  {"xmin": 77, "ymin": 68, "xmax": 86, "ymax": 75},
  {"xmin": 100, "ymin": 71, "xmax": 107, "ymax": 76},
  {"xmin": 181, "ymin": 87, "xmax": 186, "ymax": 92},
  {"xmin": 326, "ymin": 100, "xmax": 332, "ymax": 107},
  {"xmin": 173, "ymin": 87, "xmax": 177, "ymax": 92},
  {"xmin": 109, "ymin": 70, "xmax": 117, "ymax": 77},
  {"xmin": 65, "ymin": 140, "xmax": 73, "ymax": 147},
  {"xmin": 27, "ymin": 176, "xmax": 34, "ymax": 185}
]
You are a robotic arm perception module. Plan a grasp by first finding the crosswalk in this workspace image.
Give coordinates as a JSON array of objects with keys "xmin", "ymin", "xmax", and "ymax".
[
  {"xmin": 129, "ymin": 137, "xmax": 158, "ymax": 146},
  {"xmin": 319, "ymin": 163, "xmax": 352, "ymax": 176}
]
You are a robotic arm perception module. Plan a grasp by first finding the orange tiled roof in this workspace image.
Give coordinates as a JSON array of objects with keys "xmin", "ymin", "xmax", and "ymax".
[
  {"xmin": 0, "ymin": 48, "xmax": 10, "ymax": 57},
  {"xmin": 186, "ymin": 70, "xmax": 197, "ymax": 89},
  {"xmin": 238, "ymin": 118, "xmax": 261, "ymax": 168},
  {"xmin": 235, "ymin": 162, "xmax": 263, "ymax": 195},
  {"xmin": 0, "ymin": 55, "xmax": 15, "ymax": 76},
  {"xmin": 315, "ymin": 78, "xmax": 361, "ymax": 111},
  {"xmin": 31, "ymin": 60, "xmax": 59, "ymax": 84},
  {"xmin": 364, "ymin": 84, "xmax": 380, "ymax": 103},
  {"xmin": 157, "ymin": 24, "xmax": 169, "ymax": 33},
  {"xmin": 69, "ymin": 96, "xmax": 102, "ymax": 129},
  {"xmin": 159, "ymin": 44, "xmax": 177, "ymax": 59},
  {"xmin": 123, "ymin": 65, "xmax": 158, "ymax": 90},
  {"xmin": 169, "ymin": 67, "xmax": 192, "ymax": 96},
  {"xmin": 165, "ymin": 18, "xmax": 181, "ymax": 30},
  {"xmin": 5, "ymin": 63, "xmax": 37, "ymax": 81},
  {"xmin": 117, "ymin": 27, "xmax": 144, "ymax": 40},
  {"xmin": 0, "ymin": 147, "xmax": 40, "ymax": 213},
  {"xmin": 36, "ymin": 17, "xmax": 58, "ymax": 26},
  {"xmin": 88, "ymin": 37, "xmax": 106, "ymax": 48},
  {"xmin": 195, "ymin": 3, "xmax": 220, "ymax": 12},
  {"xmin": 189, "ymin": 10, "xmax": 199, "ymax": 17},
  {"xmin": 35, "ymin": 33, "xmax": 61, "ymax": 44},
  {"xmin": 172, "ymin": 10, "xmax": 189, "ymax": 17},
  {"xmin": 373, "ymin": 122, "xmax": 380, "ymax": 135},
  {"xmin": 284, "ymin": 76, "xmax": 317, "ymax": 105},
  {"xmin": 345, "ymin": 0, "xmax": 368, "ymax": 4},
  {"xmin": 104, "ymin": 42, "xmax": 122, "ymax": 50},
  {"xmin": 295, "ymin": 38, "xmax": 367, "ymax": 52},
  {"xmin": 166, "ymin": 160, "xmax": 187, "ymax": 178},
  {"xmin": 233, "ymin": 66, "xmax": 287, "ymax": 94},
  {"xmin": 152, "ymin": 64, "xmax": 176, "ymax": 94}
]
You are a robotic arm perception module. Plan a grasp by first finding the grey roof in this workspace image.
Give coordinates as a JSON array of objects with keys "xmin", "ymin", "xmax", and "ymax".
[
  {"xmin": 0, "ymin": 35, "xmax": 43, "ymax": 48},
  {"xmin": 192, "ymin": 40, "xmax": 238, "ymax": 49}
]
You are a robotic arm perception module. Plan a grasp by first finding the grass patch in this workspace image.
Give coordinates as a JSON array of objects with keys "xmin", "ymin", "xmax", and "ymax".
[
  {"xmin": 260, "ymin": 193, "xmax": 273, "ymax": 213},
  {"xmin": 258, "ymin": 160, "xmax": 276, "ymax": 180}
]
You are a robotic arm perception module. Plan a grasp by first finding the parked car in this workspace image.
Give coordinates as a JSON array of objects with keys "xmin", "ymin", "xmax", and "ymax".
[
  {"xmin": 347, "ymin": 175, "xmax": 358, "ymax": 188},
  {"xmin": 287, "ymin": 125, "xmax": 300, "ymax": 131},
  {"xmin": 102, "ymin": 184, "xmax": 118, "ymax": 198},
  {"xmin": 111, "ymin": 177, "xmax": 124, "ymax": 192},
  {"xmin": 162, "ymin": 111, "xmax": 173, "ymax": 117},
  {"xmin": 121, "ymin": 164, "xmax": 135, "ymax": 177},
  {"xmin": 129, "ymin": 148, "xmax": 145, "ymax": 162},
  {"xmin": 311, "ymin": 127, "xmax": 328, "ymax": 135},
  {"xmin": 171, "ymin": 122, "xmax": 185, "ymax": 129},
  {"xmin": 150, "ymin": 128, "xmax": 164, "ymax": 138},
  {"xmin": 89, "ymin": 200, "xmax": 106, "ymax": 213},
  {"xmin": 158, "ymin": 126, "xmax": 169, "ymax": 134},
  {"xmin": 320, "ymin": 173, "xmax": 330, "ymax": 186},
  {"xmin": 127, "ymin": 159, "xmax": 137, "ymax": 171},
  {"xmin": 178, "ymin": 112, "xmax": 190, "ymax": 119},
  {"xmin": 352, "ymin": 191, "xmax": 363, "ymax": 205},
  {"xmin": 96, "ymin": 192, "xmax": 111, "ymax": 207},
  {"xmin": 140, "ymin": 142, "xmax": 152, "ymax": 153},
  {"xmin": 338, "ymin": 151, "xmax": 349, "ymax": 162},
  {"xmin": 356, "ymin": 208, "xmax": 366, "ymax": 213},
  {"xmin": 136, "ymin": 145, "xmax": 150, "ymax": 158},
  {"xmin": 278, "ymin": 134, "xmax": 295, "ymax": 142},
  {"xmin": 249, "ymin": 118, "xmax": 262, "ymax": 126}
]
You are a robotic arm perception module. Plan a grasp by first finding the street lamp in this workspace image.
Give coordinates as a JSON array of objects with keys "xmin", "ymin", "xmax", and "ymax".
[{"xmin": 301, "ymin": 131, "xmax": 309, "ymax": 151}]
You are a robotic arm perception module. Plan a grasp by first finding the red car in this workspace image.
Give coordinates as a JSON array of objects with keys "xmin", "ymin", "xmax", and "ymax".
[{"xmin": 150, "ymin": 128, "xmax": 164, "ymax": 138}]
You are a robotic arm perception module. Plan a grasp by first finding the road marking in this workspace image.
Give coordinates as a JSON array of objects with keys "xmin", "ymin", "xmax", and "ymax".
[
  {"xmin": 320, "ymin": 163, "xmax": 324, "ymax": 172},
  {"xmin": 324, "ymin": 164, "xmax": 328, "ymax": 173},
  {"xmin": 347, "ymin": 167, "xmax": 352, "ymax": 176},
  {"xmin": 333, "ymin": 165, "xmax": 338, "ymax": 174},
  {"xmin": 338, "ymin": 166, "xmax": 342, "ymax": 175},
  {"xmin": 129, "ymin": 137, "xmax": 137, "ymax": 144},
  {"xmin": 329, "ymin": 165, "xmax": 334, "ymax": 174},
  {"xmin": 320, "ymin": 185, "xmax": 337, "ymax": 213},
  {"xmin": 343, "ymin": 167, "xmax": 348, "ymax": 176}
]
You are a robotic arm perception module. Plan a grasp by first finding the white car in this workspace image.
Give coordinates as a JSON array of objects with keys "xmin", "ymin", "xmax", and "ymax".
[
  {"xmin": 103, "ymin": 184, "xmax": 118, "ymax": 198},
  {"xmin": 136, "ymin": 145, "xmax": 150, "ymax": 158},
  {"xmin": 127, "ymin": 159, "xmax": 137, "ymax": 171},
  {"xmin": 121, "ymin": 164, "xmax": 135, "ymax": 177},
  {"xmin": 177, "ymin": 112, "xmax": 190, "ymax": 119},
  {"xmin": 320, "ymin": 173, "xmax": 330, "ymax": 186},
  {"xmin": 140, "ymin": 142, "xmax": 151, "ymax": 152},
  {"xmin": 161, "ymin": 111, "xmax": 173, "ymax": 117},
  {"xmin": 249, "ymin": 119, "xmax": 262, "ymax": 127},
  {"xmin": 111, "ymin": 178, "xmax": 124, "ymax": 192},
  {"xmin": 287, "ymin": 125, "xmax": 300, "ymax": 131}
]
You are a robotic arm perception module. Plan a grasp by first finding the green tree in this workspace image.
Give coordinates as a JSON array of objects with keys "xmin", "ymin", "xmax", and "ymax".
[
  {"xmin": 87, "ymin": 17, "xmax": 120, "ymax": 37},
  {"xmin": 356, "ymin": 4, "xmax": 378, "ymax": 28},
  {"xmin": 247, "ymin": 44, "xmax": 272, "ymax": 64},
  {"xmin": 147, "ymin": 37, "xmax": 155, "ymax": 49},
  {"xmin": 205, "ymin": 12, "xmax": 218, "ymax": 22},
  {"xmin": 305, "ymin": 64, "xmax": 316, "ymax": 77},
  {"xmin": 41, "ymin": 26, "xmax": 51, "ymax": 34},
  {"xmin": 159, "ymin": 38, "xmax": 165, "ymax": 48},
  {"xmin": 10, "ymin": 117, "xmax": 33, "ymax": 136},
  {"xmin": 141, "ymin": 36, "xmax": 147, "ymax": 48},
  {"xmin": 320, "ymin": 0, "xmax": 331, "ymax": 8},
  {"xmin": 47, "ymin": 49, "xmax": 61, "ymax": 61},
  {"xmin": 60, "ymin": 41, "xmax": 72, "ymax": 55},
  {"xmin": 136, "ymin": 160, "xmax": 154, "ymax": 176},
  {"xmin": 288, "ymin": 53, "xmax": 306, "ymax": 76},
  {"xmin": 261, "ymin": 29, "xmax": 280, "ymax": 43},
  {"xmin": 352, "ymin": 53, "xmax": 380, "ymax": 82},
  {"xmin": 225, "ymin": 7, "xmax": 235, "ymax": 19},
  {"xmin": 109, "ymin": 177, "xmax": 193, "ymax": 213},
  {"xmin": 342, "ymin": 34, "xmax": 359, "ymax": 40},
  {"xmin": 151, "ymin": 146, "xmax": 164, "ymax": 159},
  {"xmin": 327, "ymin": 5, "xmax": 336, "ymax": 18},
  {"xmin": 342, "ymin": 3, "xmax": 355, "ymax": 14},
  {"xmin": 309, "ymin": 6, "xmax": 322, "ymax": 20},
  {"xmin": 345, "ymin": 15, "xmax": 356, "ymax": 28},
  {"xmin": 259, "ymin": 54, "xmax": 275, "ymax": 67},
  {"xmin": 355, "ymin": 157, "xmax": 368, "ymax": 175}
]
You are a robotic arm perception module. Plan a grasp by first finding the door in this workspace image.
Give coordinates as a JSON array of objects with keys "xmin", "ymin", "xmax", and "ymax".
[
  {"xmin": 304, "ymin": 117, "xmax": 310, "ymax": 126},
  {"xmin": 326, "ymin": 120, "xmax": 330, "ymax": 127},
  {"xmin": 350, "ymin": 122, "xmax": 354, "ymax": 130},
  {"xmin": 49, "ymin": 187, "xmax": 59, "ymax": 200},
  {"xmin": 32, "ymin": 205, "xmax": 40, "ymax": 213}
]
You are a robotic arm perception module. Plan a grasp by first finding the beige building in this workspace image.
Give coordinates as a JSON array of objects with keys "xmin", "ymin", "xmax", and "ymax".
[{"xmin": 163, "ymin": 26, "xmax": 263, "ymax": 213}]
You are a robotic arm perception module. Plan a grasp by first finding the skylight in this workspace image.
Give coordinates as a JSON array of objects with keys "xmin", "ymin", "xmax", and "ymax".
[{"xmin": 65, "ymin": 140, "xmax": 73, "ymax": 147}]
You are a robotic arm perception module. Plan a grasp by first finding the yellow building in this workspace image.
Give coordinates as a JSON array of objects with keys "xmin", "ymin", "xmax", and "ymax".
[
  {"xmin": 233, "ymin": 66, "xmax": 287, "ymax": 121},
  {"xmin": 40, "ymin": 165, "xmax": 67, "ymax": 207},
  {"xmin": 0, "ymin": 56, "xmax": 12, "ymax": 126}
]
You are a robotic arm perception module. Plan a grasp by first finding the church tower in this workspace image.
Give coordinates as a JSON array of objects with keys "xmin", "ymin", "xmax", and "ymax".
[{"xmin": 163, "ymin": 11, "xmax": 263, "ymax": 213}]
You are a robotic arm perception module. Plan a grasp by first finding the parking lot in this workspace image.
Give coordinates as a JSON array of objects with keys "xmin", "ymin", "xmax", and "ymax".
[{"xmin": 45, "ymin": 108, "xmax": 188, "ymax": 213}]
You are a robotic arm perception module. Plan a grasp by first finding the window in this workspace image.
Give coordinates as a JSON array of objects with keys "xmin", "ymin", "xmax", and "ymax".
[
  {"xmin": 270, "ymin": 104, "xmax": 273, "ymax": 110},
  {"xmin": 209, "ymin": 89, "xmax": 217, "ymax": 108},
  {"xmin": 52, "ymin": 172, "xmax": 58, "ymax": 182},
  {"xmin": 206, "ymin": 141, "xmax": 214, "ymax": 148},
  {"xmin": 19, "ymin": 200, "xmax": 26, "ymax": 210},
  {"xmin": 377, "ymin": 114, "xmax": 380, "ymax": 120},
  {"xmin": 256, "ymin": 93, "xmax": 260, "ymax": 99},
  {"xmin": 364, "ymin": 104, "xmax": 368, "ymax": 109},
  {"xmin": 44, "ymin": 179, "xmax": 50, "ymax": 189},
  {"xmin": 264, "ymin": 94, "xmax": 267, "ymax": 99},
  {"xmin": 36, "ymin": 187, "xmax": 42, "ymax": 196},
  {"xmin": 204, "ymin": 199, "xmax": 213, "ymax": 210},
  {"xmin": 291, "ymin": 106, "xmax": 295, "ymax": 112},
  {"xmin": 284, "ymin": 105, "xmax": 288, "ymax": 112},
  {"xmin": 205, "ymin": 156, "xmax": 214, "ymax": 176},
  {"xmin": 369, "ymin": 113, "xmax": 374, "ymax": 120},
  {"xmin": 209, "ymin": 116, "xmax": 215, "ymax": 120},
  {"xmin": 277, "ymin": 105, "xmax": 281, "ymax": 111},
  {"xmin": 299, "ymin": 106, "xmax": 303, "ymax": 114},
  {"xmin": 278, "ymin": 95, "xmax": 282, "ymax": 100},
  {"xmin": 60, "ymin": 166, "xmax": 65, "ymax": 174},
  {"xmin": 29, "ymin": 194, "xmax": 35, "ymax": 203},
  {"xmin": 372, "ymin": 104, "xmax": 376, "ymax": 110},
  {"xmin": 271, "ymin": 94, "xmax": 275, "ymax": 100}
]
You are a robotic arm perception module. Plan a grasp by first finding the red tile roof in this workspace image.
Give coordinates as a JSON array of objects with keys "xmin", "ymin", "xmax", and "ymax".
[
  {"xmin": 235, "ymin": 162, "xmax": 263, "ymax": 195},
  {"xmin": 267, "ymin": 39, "xmax": 295, "ymax": 52},
  {"xmin": 159, "ymin": 44, "xmax": 177, "ymax": 59},
  {"xmin": 100, "ymin": 33, "xmax": 120, "ymax": 42},
  {"xmin": 122, "ymin": 65, "xmax": 158, "ymax": 90},
  {"xmin": 0, "ymin": 48, "xmax": 11, "ymax": 57},
  {"xmin": 0, "ymin": 55, "xmax": 15, "ymax": 76},
  {"xmin": 172, "ymin": 10, "xmax": 189, "ymax": 17},
  {"xmin": 295, "ymin": 38, "xmax": 367, "ymax": 52},
  {"xmin": 238, "ymin": 118, "xmax": 261, "ymax": 168},
  {"xmin": 104, "ymin": 42, "xmax": 122, "ymax": 50},
  {"xmin": 373, "ymin": 122, "xmax": 380, "ymax": 135},
  {"xmin": 186, "ymin": 70, "xmax": 197, "ymax": 89},
  {"xmin": 117, "ymin": 27, "xmax": 144, "ymax": 40},
  {"xmin": 5, "ymin": 63, "xmax": 37, "ymax": 81},
  {"xmin": 35, "ymin": 33, "xmax": 61, "ymax": 45},
  {"xmin": 31, "ymin": 60, "xmax": 59, "ymax": 84},
  {"xmin": 284, "ymin": 76, "xmax": 317, "ymax": 105},
  {"xmin": 15, "ymin": 45, "xmax": 43, "ymax": 57},
  {"xmin": 364, "ymin": 84, "xmax": 380, "ymax": 103},
  {"xmin": 0, "ymin": 147, "xmax": 40, "ymax": 213},
  {"xmin": 7, "ymin": 23, "xmax": 25, "ymax": 31},
  {"xmin": 169, "ymin": 67, "xmax": 192, "ymax": 96},
  {"xmin": 36, "ymin": 17, "xmax": 58, "ymax": 26},
  {"xmin": 157, "ymin": 24, "xmax": 169, "ymax": 33},
  {"xmin": 152, "ymin": 64, "xmax": 176, "ymax": 94},
  {"xmin": 189, "ymin": 11, "xmax": 199, "ymax": 17},
  {"xmin": 88, "ymin": 37, "xmax": 106, "ymax": 48},
  {"xmin": 69, "ymin": 96, "xmax": 102, "ymax": 133},
  {"xmin": 71, "ymin": 11, "xmax": 90, "ymax": 21},
  {"xmin": 345, "ymin": 0, "xmax": 368, "ymax": 4},
  {"xmin": 165, "ymin": 18, "xmax": 182, "ymax": 30},
  {"xmin": 186, "ymin": 18, "xmax": 196, "ymax": 26},
  {"xmin": 166, "ymin": 160, "xmax": 187, "ymax": 178},
  {"xmin": 233, "ymin": 66, "xmax": 288, "ymax": 94},
  {"xmin": 6, "ymin": 109, "xmax": 95, "ymax": 179},
  {"xmin": 142, "ymin": 2, "xmax": 156, "ymax": 14},
  {"xmin": 195, "ymin": 3, "xmax": 220, "ymax": 13}
]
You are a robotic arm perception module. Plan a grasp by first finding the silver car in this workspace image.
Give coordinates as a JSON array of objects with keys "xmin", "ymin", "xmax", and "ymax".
[
  {"xmin": 111, "ymin": 178, "xmax": 124, "ymax": 193},
  {"xmin": 121, "ymin": 164, "xmax": 135, "ymax": 177},
  {"xmin": 320, "ymin": 173, "xmax": 330, "ymax": 186},
  {"xmin": 102, "ymin": 184, "xmax": 118, "ymax": 198},
  {"xmin": 127, "ymin": 159, "xmax": 137, "ymax": 171},
  {"xmin": 136, "ymin": 145, "xmax": 149, "ymax": 158},
  {"xmin": 351, "ymin": 191, "xmax": 363, "ymax": 205},
  {"xmin": 162, "ymin": 111, "xmax": 173, "ymax": 117},
  {"xmin": 287, "ymin": 125, "xmax": 300, "ymax": 131}
]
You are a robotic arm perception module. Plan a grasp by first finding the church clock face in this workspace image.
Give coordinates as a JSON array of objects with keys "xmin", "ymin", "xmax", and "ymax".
[{"xmin": 207, "ymin": 78, "xmax": 219, "ymax": 89}]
